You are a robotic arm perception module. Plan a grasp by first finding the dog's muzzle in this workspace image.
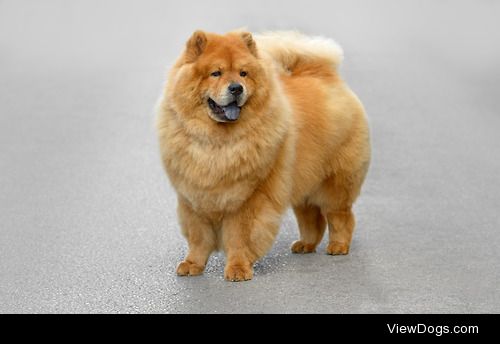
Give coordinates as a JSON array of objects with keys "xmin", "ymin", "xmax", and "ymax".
[{"xmin": 208, "ymin": 99, "xmax": 241, "ymax": 122}]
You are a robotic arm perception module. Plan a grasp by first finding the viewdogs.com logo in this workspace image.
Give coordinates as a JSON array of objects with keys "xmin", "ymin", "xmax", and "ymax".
[{"xmin": 387, "ymin": 324, "xmax": 479, "ymax": 337}]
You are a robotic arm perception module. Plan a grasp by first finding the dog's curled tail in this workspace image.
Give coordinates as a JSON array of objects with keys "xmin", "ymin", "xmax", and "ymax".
[{"xmin": 255, "ymin": 31, "xmax": 344, "ymax": 77}]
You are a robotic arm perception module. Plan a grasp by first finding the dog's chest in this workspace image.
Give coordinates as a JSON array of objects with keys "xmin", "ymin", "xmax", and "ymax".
[
  {"xmin": 167, "ymin": 140, "xmax": 270, "ymax": 213},
  {"xmin": 178, "ymin": 179, "xmax": 258, "ymax": 214}
]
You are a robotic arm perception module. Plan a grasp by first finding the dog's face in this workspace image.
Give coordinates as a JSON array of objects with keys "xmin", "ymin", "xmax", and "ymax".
[{"xmin": 173, "ymin": 31, "xmax": 267, "ymax": 124}]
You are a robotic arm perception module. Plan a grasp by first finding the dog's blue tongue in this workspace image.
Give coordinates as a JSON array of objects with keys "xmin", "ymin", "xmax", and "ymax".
[{"xmin": 223, "ymin": 103, "xmax": 240, "ymax": 121}]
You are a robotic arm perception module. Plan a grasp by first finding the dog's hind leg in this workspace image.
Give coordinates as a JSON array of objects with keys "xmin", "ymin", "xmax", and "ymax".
[
  {"xmin": 325, "ymin": 208, "xmax": 355, "ymax": 255},
  {"xmin": 291, "ymin": 204, "xmax": 327, "ymax": 254},
  {"xmin": 321, "ymin": 166, "xmax": 367, "ymax": 256}
]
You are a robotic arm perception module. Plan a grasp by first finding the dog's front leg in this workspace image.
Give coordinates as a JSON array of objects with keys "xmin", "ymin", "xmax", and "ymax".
[
  {"xmin": 221, "ymin": 193, "xmax": 283, "ymax": 282},
  {"xmin": 176, "ymin": 197, "xmax": 216, "ymax": 277}
]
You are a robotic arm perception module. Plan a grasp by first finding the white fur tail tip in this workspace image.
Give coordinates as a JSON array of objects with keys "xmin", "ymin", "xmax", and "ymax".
[{"xmin": 255, "ymin": 31, "xmax": 344, "ymax": 70}]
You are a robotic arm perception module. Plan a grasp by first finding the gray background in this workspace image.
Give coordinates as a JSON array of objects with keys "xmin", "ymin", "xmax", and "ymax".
[{"xmin": 1, "ymin": 0, "xmax": 499, "ymax": 313}]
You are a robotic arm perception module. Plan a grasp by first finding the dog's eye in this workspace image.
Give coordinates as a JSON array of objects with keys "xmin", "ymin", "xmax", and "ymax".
[
  {"xmin": 211, "ymin": 71, "xmax": 222, "ymax": 77},
  {"xmin": 240, "ymin": 71, "xmax": 248, "ymax": 77}
]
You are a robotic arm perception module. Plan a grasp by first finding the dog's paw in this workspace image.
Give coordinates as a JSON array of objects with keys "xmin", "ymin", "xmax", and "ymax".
[
  {"xmin": 291, "ymin": 240, "xmax": 317, "ymax": 254},
  {"xmin": 176, "ymin": 261, "xmax": 205, "ymax": 277},
  {"xmin": 224, "ymin": 264, "xmax": 254, "ymax": 282},
  {"xmin": 326, "ymin": 242, "xmax": 350, "ymax": 256}
]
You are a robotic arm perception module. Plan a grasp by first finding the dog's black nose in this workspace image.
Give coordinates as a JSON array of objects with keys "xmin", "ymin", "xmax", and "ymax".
[{"xmin": 228, "ymin": 83, "xmax": 243, "ymax": 96}]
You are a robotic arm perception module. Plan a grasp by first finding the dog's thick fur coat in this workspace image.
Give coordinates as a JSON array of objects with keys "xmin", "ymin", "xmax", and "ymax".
[{"xmin": 157, "ymin": 31, "xmax": 371, "ymax": 281}]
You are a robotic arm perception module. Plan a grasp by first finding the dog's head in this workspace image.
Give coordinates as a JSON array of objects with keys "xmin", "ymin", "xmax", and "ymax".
[{"xmin": 170, "ymin": 30, "xmax": 267, "ymax": 124}]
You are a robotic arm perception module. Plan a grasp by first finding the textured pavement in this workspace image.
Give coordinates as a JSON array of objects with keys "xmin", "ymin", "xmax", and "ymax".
[{"xmin": 1, "ymin": 1, "xmax": 499, "ymax": 313}]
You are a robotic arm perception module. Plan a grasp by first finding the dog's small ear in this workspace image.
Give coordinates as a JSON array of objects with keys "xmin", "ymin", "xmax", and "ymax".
[
  {"xmin": 241, "ymin": 32, "xmax": 258, "ymax": 57},
  {"xmin": 185, "ymin": 30, "xmax": 207, "ymax": 62}
]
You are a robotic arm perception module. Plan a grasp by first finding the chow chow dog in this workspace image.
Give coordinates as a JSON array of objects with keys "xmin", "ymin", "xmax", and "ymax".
[{"xmin": 157, "ymin": 30, "xmax": 370, "ymax": 282}]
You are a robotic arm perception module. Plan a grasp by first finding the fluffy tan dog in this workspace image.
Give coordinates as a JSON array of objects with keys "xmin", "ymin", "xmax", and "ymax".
[{"xmin": 157, "ymin": 30, "xmax": 370, "ymax": 282}]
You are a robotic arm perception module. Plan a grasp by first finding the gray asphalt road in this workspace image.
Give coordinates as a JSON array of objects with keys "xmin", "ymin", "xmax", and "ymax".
[{"xmin": 1, "ymin": 0, "xmax": 499, "ymax": 313}]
